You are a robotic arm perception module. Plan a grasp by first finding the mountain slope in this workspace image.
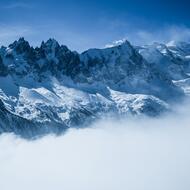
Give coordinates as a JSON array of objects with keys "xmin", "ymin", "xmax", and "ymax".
[{"xmin": 0, "ymin": 38, "xmax": 189, "ymax": 138}]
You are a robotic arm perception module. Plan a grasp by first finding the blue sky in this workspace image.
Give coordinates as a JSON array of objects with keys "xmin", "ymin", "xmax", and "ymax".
[{"xmin": 0, "ymin": 0, "xmax": 190, "ymax": 52}]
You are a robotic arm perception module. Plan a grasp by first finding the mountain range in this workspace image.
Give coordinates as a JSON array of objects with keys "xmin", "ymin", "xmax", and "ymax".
[{"xmin": 0, "ymin": 38, "xmax": 190, "ymax": 138}]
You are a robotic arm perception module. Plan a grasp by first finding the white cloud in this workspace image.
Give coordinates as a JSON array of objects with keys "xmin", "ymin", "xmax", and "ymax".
[
  {"xmin": 2, "ymin": 2, "xmax": 32, "ymax": 9},
  {"xmin": 104, "ymin": 25, "xmax": 190, "ymax": 47},
  {"xmin": 132, "ymin": 26, "xmax": 190, "ymax": 45},
  {"xmin": 0, "ymin": 100, "xmax": 190, "ymax": 190},
  {"xmin": 135, "ymin": 26, "xmax": 190, "ymax": 45}
]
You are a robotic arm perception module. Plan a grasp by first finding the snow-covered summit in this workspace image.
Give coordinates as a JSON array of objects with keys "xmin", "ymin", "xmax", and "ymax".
[
  {"xmin": 0, "ymin": 38, "xmax": 189, "ymax": 138},
  {"xmin": 105, "ymin": 38, "xmax": 129, "ymax": 48},
  {"xmin": 166, "ymin": 40, "xmax": 190, "ymax": 57}
]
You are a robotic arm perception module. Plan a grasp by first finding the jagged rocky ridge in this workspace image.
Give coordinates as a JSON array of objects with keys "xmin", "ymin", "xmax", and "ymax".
[{"xmin": 0, "ymin": 38, "xmax": 190, "ymax": 138}]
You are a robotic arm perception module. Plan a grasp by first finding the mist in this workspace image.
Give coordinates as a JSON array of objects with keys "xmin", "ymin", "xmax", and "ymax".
[{"xmin": 0, "ymin": 101, "xmax": 190, "ymax": 190}]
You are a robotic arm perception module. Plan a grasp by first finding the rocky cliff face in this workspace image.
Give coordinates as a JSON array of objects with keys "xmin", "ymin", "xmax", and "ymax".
[{"xmin": 0, "ymin": 38, "xmax": 189, "ymax": 138}]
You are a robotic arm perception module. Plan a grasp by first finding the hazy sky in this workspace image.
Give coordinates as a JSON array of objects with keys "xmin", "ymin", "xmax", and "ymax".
[{"xmin": 0, "ymin": 0, "xmax": 190, "ymax": 51}]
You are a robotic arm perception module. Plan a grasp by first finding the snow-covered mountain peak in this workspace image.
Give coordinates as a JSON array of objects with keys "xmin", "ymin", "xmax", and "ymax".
[
  {"xmin": 166, "ymin": 41, "xmax": 190, "ymax": 57},
  {"xmin": 105, "ymin": 38, "xmax": 131, "ymax": 48},
  {"xmin": 166, "ymin": 40, "xmax": 190, "ymax": 47},
  {"xmin": 81, "ymin": 39, "xmax": 134, "ymax": 60},
  {"xmin": 166, "ymin": 40, "xmax": 178, "ymax": 47},
  {"xmin": 40, "ymin": 38, "xmax": 61, "ymax": 56},
  {"xmin": 41, "ymin": 38, "xmax": 60, "ymax": 49},
  {"xmin": 8, "ymin": 37, "xmax": 31, "ymax": 54},
  {"xmin": 0, "ymin": 37, "xmax": 190, "ymax": 138}
]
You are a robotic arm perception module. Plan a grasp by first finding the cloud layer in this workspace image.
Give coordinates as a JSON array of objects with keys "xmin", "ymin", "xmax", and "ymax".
[{"xmin": 0, "ymin": 100, "xmax": 190, "ymax": 190}]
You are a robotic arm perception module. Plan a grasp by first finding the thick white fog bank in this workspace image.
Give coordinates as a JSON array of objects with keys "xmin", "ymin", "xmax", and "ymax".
[{"xmin": 0, "ymin": 102, "xmax": 190, "ymax": 190}]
